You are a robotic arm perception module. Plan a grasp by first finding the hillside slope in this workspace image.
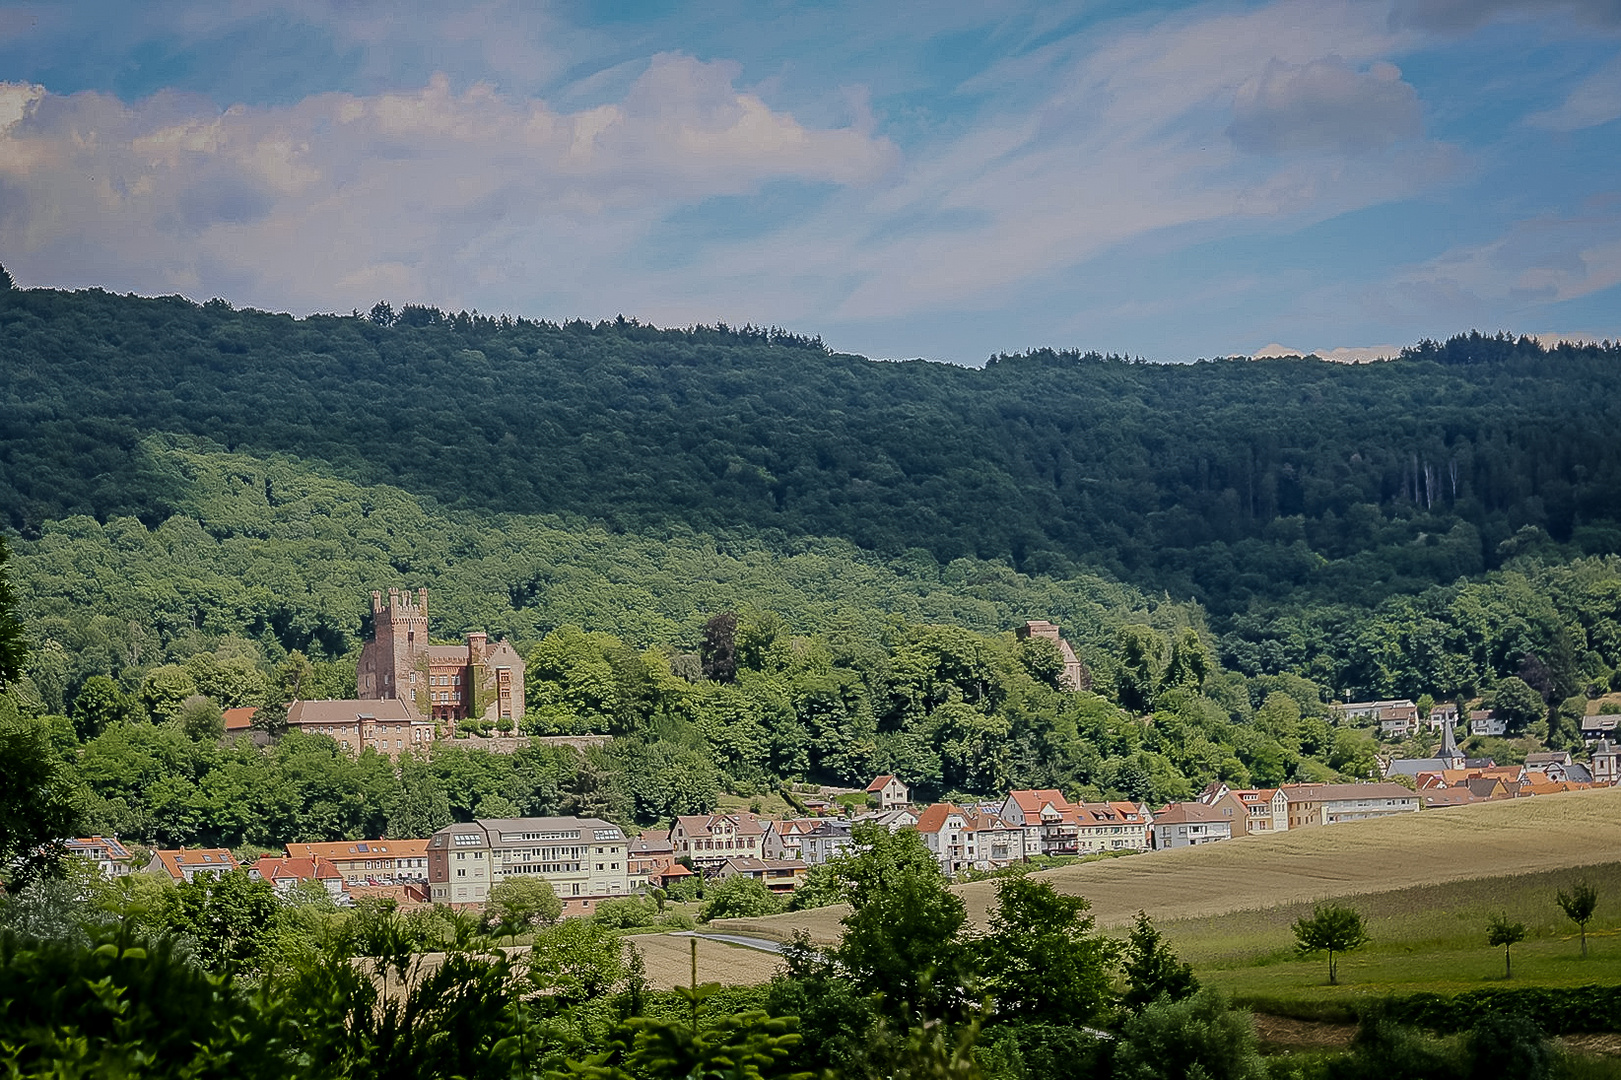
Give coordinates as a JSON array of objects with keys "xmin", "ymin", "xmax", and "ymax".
[
  {"xmin": 718, "ymin": 787, "xmax": 1621, "ymax": 943},
  {"xmin": 5, "ymin": 284, "xmax": 1621, "ymax": 615}
]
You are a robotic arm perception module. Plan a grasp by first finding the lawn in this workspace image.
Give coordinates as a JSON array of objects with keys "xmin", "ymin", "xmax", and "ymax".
[{"xmin": 1150, "ymin": 862, "xmax": 1621, "ymax": 1011}]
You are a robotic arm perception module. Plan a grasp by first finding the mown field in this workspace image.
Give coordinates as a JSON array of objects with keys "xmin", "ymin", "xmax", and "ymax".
[{"xmin": 710, "ymin": 788, "xmax": 1621, "ymax": 993}]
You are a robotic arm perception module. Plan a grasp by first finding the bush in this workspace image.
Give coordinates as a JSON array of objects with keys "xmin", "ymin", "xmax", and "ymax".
[
  {"xmin": 1378, "ymin": 985, "xmax": 1621, "ymax": 1035},
  {"xmin": 978, "ymin": 1021, "xmax": 1111, "ymax": 1080},
  {"xmin": 1326, "ymin": 1016, "xmax": 1462, "ymax": 1080},
  {"xmin": 592, "ymin": 896, "xmax": 658, "ymax": 930},
  {"xmin": 1111, "ymin": 988, "xmax": 1268, "ymax": 1080},
  {"xmin": 699, "ymin": 876, "xmax": 785, "ymax": 923},
  {"xmin": 1465, "ymin": 1012, "xmax": 1553, "ymax": 1080}
]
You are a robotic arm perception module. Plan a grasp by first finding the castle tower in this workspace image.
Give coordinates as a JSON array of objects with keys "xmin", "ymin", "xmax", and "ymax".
[{"xmin": 358, "ymin": 587, "xmax": 429, "ymax": 707}]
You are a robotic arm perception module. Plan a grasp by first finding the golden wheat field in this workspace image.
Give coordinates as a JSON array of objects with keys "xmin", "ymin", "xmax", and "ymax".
[
  {"xmin": 627, "ymin": 933, "xmax": 786, "ymax": 990},
  {"xmin": 716, "ymin": 786, "xmax": 1621, "ymax": 951}
]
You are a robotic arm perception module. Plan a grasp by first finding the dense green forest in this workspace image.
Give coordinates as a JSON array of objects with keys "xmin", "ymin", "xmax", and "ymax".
[
  {"xmin": 6, "ymin": 276, "xmax": 1621, "ymax": 849},
  {"xmin": 6, "ymin": 442, "xmax": 1621, "ymax": 851},
  {"xmin": 4, "ymin": 278, "xmax": 1620, "ymax": 621}
]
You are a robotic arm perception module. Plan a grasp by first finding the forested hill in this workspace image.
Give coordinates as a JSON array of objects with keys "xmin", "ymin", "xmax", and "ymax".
[{"xmin": 3, "ymin": 278, "xmax": 1620, "ymax": 615}]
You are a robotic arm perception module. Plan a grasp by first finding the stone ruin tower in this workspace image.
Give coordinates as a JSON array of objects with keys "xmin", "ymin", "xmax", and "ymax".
[{"xmin": 1016, "ymin": 620, "xmax": 1092, "ymax": 692}]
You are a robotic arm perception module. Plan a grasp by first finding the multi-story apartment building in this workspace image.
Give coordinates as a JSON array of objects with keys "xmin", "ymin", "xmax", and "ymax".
[
  {"xmin": 1279, "ymin": 782, "xmax": 1419, "ymax": 827},
  {"xmin": 427, "ymin": 816, "xmax": 629, "ymax": 915},
  {"xmin": 1072, "ymin": 802, "xmax": 1152, "ymax": 852}
]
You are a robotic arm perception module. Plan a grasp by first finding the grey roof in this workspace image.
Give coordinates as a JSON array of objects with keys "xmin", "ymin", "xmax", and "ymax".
[
  {"xmin": 1284, "ymin": 782, "xmax": 1417, "ymax": 801},
  {"xmin": 1438, "ymin": 718, "xmax": 1461, "ymax": 758},
  {"xmin": 288, "ymin": 698, "xmax": 417, "ymax": 723}
]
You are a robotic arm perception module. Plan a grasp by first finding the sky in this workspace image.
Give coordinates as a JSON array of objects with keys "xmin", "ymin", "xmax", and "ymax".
[{"xmin": 0, "ymin": 0, "xmax": 1618, "ymax": 364}]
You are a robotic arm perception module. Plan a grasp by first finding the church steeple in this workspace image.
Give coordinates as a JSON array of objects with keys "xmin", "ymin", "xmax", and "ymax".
[{"xmin": 1438, "ymin": 712, "xmax": 1463, "ymax": 768}]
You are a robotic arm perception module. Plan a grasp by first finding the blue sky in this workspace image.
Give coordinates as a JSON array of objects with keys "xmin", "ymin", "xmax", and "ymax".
[{"xmin": 0, "ymin": 0, "xmax": 1617, "ymax": 363}]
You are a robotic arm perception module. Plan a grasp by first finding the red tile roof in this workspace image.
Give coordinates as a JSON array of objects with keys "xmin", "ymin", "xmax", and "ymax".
[
  {"xmin": 865, "ymin": 775, "xmax": 897, "ymax": 792},
  {"xmin": 913, "ymin": 803, "xmax": 964, "ymax": 833},
  {"xmin": 222, "ymin": 707, "xmax": 257, "ymax": 731},
  {"xmin": 149, "ymin": 848, "xmax": 239, "ymax": 879}
]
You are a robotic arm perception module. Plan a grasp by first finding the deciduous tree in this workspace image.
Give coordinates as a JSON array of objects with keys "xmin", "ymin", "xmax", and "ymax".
[
  {"xmin": 977, "ymin": 876, "xmax": 1115, "ymax": 1024},
  {"xmin": 1556, "ymin": 879, "xmax": 1598, "ymax": 959},
  {"xmin": 1293, "ymin": 903, "xmax": 1369, "ymax": 985},
  {"xmin": 1487, "ymin": 913, "xmax": 1527, "ymax": 978}
]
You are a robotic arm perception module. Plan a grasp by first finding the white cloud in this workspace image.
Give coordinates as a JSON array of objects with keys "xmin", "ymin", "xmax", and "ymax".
[
  {"xmin": 1250, "ymin": 342, "xmax": 1402, "ymax": 361},
  {"xmin": 674, "ymin": 0, "xmax": 1450, "ymax": 324},
  {"xmin": 0, "ymin": 58, "xmax": 896, "ymax": 312},
  {"xmin": 1385, "ymin": 200, "xmax": 1621, "ymax": 315},
  {"xmin": 1390, "ymin": 0, "xmax": 1621, "ymax": 33},
  {"xmin": 1529, "ymin": 53, "xmax": 1621, "ymax": 130},
  {"xmin": 1228, "ymin": 58, "xmax": 1422, "ymax": 154},
  {"xmin": 0, "ymin": 0, "xmax": 1464, "ymax": 337}
]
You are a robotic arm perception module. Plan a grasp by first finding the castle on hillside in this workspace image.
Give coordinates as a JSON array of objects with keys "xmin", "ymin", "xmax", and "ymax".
[{"xmin": 357, "ymin": 588, "xmax": 525, "ymax": 725}]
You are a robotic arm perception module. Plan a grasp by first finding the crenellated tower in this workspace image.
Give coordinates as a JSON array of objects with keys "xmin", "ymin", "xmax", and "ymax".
[{"xmin": 358, "ymin": 587, "xmax": 429, "ymax": 705}]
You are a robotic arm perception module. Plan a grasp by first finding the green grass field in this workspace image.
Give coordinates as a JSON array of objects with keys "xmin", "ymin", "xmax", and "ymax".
[{"xmin": 1151, "ymin": 862, "xmax": 1621, "ymax": 1013}]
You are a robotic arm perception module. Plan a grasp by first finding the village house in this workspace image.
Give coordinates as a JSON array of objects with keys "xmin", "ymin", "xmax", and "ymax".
[
  {"xmin": 426, "ymin": 816, "xmax": 628, "ymax": 916},
  {"xmin": 1335, "ymin": 698, "xmax": 1417, "ymax": 724},
  {"xmin": 1150, "ymin": 803, "xmax": 1233, "ymax": 849},
  {"xmin": 145, "ymin": 848, "xmax": 239, "ymax": 883},
  {"xmin": 251, "ymin": 856, "xmax": 345, "ymax": 900},
  {"xmin": 961, "ymin": 807, "xmax": 1028, "ymax": 868},
  {"xmin": 1421, "ymin": 786, "xmax": 1491, "ymax": 808},
  {"xmin": 1427, "ymin": 702, "xmax": 1461, "ymax": 731},
  {"xmin": 1072, "ymin": 802, "xmax": 1152, "ymax": 853},
  {"xmin": 1198, "ymin": 783, "xmax": 1288, "ymax": 835},
  {"xmin": 761, "ymin": 818, "xmax": 818, "ymax": 861},
  {"xmin": 627, "ymin": 830, "xmax": 676, "ymax": 892},
  {"xmin": 1523, "ymin": 751, "xmax": 1593, "ymax": 784},
  {"xmin": 1278, "ymin": 782, "xmax": 1420, "ymax": 827},
  {"xmin": 669, "ymin": 813, "xmax": 767, "ymax": 871},
  {"xmin": 865, "ymin": 775, "xmax": 911, "ymax": 810},
  {"xmin": 1518, "ymin": 777, "xmax": 1600, "ymax": 797},
  {"xmin": 1471, "ymin": 709, "xmax": 1507, "ymax": 736},
  {"xmin": 798, "ymin": 819, "xmax": 855, "ymax": 866},
  {"xmin": 1581, "ymin": 715, "xmax": 1621, "ymax": 744},
  {"xmin": 914, "ymin": 803, "xmax": 971, "ymax": 875},
  {"xmin": 716, "ymin": 857, "xmax": 807, "ymax": 895},
  {"xmin": 1000, "ymin": 789, "xmax": 1081, "ymax": 856},
  {"xmin": 64, "ymin": 836, "xmax": 138, "ymax": 879},
  {"xmin": 852, "ymin": 807, "xmax": 920, "ymax": 833},
  {"xmin": 283, "ymin": 839, "xmax": 430, "ymax": 884}
]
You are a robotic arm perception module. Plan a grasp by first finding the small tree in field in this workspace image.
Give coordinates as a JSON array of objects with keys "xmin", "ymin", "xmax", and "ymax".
[
  {"xmin": 1556, "ymin": 880, "xmax": 1598, "ymax": 958},
  {"xmin": 1293, "ymin": 903, "xmax": 1369, "ymax": 985},
  {"xmin": 1488, "ymin": 914, "xmax": 1527, "ymax": 978}
]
